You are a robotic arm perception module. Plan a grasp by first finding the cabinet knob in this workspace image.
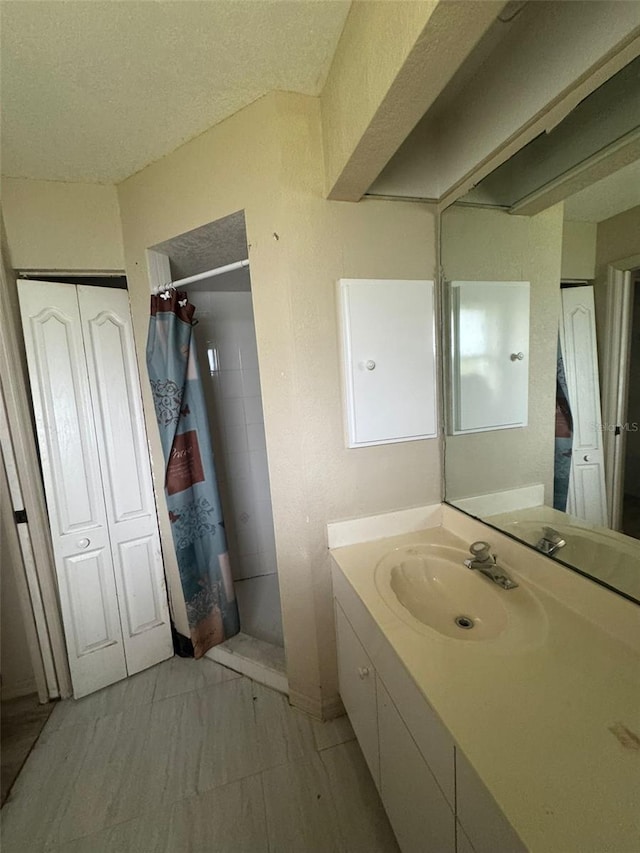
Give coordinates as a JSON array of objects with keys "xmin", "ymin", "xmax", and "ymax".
[
  {"xmin": 583, "ymin": 455, "xmax": 591, "ymax": 462},
  {"xmin": 365, "ymin": 360, "xmax": 376, "ymax": 371},
  {"xmin": 357, "ymin": 666, "xmax": 370, "ymax": 679},
  {"xmin": 77, "ymin": 538, "xmax": 91, "ymax": 549},
  {"xmin": 510, "ymin": 352, "xmax": 524, "ymax": 361}
]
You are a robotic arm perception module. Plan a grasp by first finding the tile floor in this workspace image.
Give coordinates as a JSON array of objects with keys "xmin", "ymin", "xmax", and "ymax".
[
  {"xmin": 1, "ymin": 656, "xmax": 400, "ymax": 853},
  {"xmin": 1, "ymin": 693, "xmax": 55, "ymax": 806}
]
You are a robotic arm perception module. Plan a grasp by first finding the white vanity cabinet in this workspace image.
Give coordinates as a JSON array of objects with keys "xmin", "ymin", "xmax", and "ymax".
[
  {"xmin": 377, "ymin": 677, "xmax": 455, "ymax": 853},
  {"xmin": 335, "ymin": 597, "xmax": 456, "ymax": 852},
  {"xmin": 332, "ymin": 567, "xmax": 526, "ymax": 853},
  {"xmin": 335, "ymin": 603, "xmax": 380, "ymax": 787},
  {"xmin": 456, "ymin": 750, "xmax": 526, "ymax": 853}
]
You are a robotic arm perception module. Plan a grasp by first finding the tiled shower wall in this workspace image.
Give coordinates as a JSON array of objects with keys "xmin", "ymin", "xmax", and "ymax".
[{"xmin": 193, "ymin": 289, "xmax": 283, "ymax": 647}]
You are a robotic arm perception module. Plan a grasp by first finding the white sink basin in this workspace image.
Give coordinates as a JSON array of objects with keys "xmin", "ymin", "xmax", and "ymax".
[
  {"xmin": 497, "ymin": 519, "xmax": 640, "ymax": 601},
  {"xmin": 374, "ymin": 544, "xmax": 547, "ymax": 647}
]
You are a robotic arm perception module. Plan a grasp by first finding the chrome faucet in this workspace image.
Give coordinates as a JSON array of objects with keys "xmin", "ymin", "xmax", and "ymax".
[
  {"xmin": 464, "ymin": 541, "xmax": 519, "ymax": 590},
  {"xmin": 535, "ymin": 527, "xmax": 566, "ymax": 557}
]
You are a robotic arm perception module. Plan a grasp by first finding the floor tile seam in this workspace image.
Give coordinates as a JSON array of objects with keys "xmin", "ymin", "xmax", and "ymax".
[
  {"xmin": 248, "ymin": 689, "xmax": 319, "ymax": 759},
  {"xmin": 259, "ymin": 752, "xmax": 349, "ymax": 853},
  {"xmin": 54, "ymin": 773, "xmax": 267, "ymax": 850},
  {"xmin": 314, "ymin": 748, "xmax": 354, "ymax": 853},
  {"xmin": 250, "ymin": 678, "xmax": 259, "ymax": 726},
  {"xmin": 150, "ymin": 671, "xmax": 247, "ymax": 709},
  {"xmin": 147, "ymin": 658, "xmax": 242, "ymax": 703},
  {"xmin": 45, "ymin": 696, "xmax": 156, "ymax": 733},
  {"xmin": 46, "ymin": 766, "xmax": 196, "ymax": 849},
  {"xmin": 259, "ymin": 770, "xmax": 278, "ymax": 853},
  {"xmin": 255, "ymin": 747, "xmax": 314, "ymax": 776},
  {"xmin": 47, "ymin": 675, "xmax": 242, "ymax": 728},
  {"xmin": 256, "ymin": 769, "xmax": 272, "ymax": 853},
  {"xmin": 191, "ymin": 765, "xmax": 266, "ymax": 802},
  {"xmin": 314, "ymin": 735, "xmax": 356, "ymax": 753},
  {"xmin": 11, "ymin": 715, "xmax": 99, "ymax": 790},
  {"xmin": 258, "ymin": 765, "xmax": 279, "ymax": 853},
  {"xmin": 40, "ymin": 808, "xmax": 144, "ymax": 853}
]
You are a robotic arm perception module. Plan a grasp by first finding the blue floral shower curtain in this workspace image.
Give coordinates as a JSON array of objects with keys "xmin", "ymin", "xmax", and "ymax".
[
  {"xmin": 554, "ymin": 335, "xmax": 573, "ymax": 512},
  {"xmin": 147, "ymin": 289, "xmax": 239, "ymax": 658}
]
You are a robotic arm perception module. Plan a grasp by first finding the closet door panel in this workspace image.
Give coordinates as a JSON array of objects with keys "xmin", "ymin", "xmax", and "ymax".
[
  {"xmin": 78, "ymin": 286, "xmax": 172, "ymax": 674},
  {"xmin": 18, "ymin": 281, "xmax": 127, "ymax": 697},
  {"xmin": 118, "ymin": 535, "xmax": 165, "ymax": 635},
  {"xmin": 82, "ymin": 306, "xmax": 148, "ymax": 520},
  {"xmin": 23, "ymin": 302, "xmax": 102, "ymax": 536},
  {"xmin": 65, "ymin": 548, "xmax": 122, "ymax": 656}
]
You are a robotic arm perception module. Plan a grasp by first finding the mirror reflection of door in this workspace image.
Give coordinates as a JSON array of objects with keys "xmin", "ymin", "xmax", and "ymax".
[
  {"xmin": 558, "ymin": 283, "xmax": 607, "ymax": 526},
  {"xmin": 622, "ymin": 273, "xmax": 640, "ymax": 540}
]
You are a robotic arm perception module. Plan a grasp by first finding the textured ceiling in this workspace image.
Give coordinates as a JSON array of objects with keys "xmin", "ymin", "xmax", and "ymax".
[
  {"xmin": 1, "ymin": 0, "xmax": 350, "ymax": 183},
  {"xmin": 152, "ymin": 210, "xmax": 248, "ymax": 279}
]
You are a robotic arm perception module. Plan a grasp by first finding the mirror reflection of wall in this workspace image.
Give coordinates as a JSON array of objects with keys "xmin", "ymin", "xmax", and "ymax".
[{"xmin": 441, "ymin": 57, "xmax": 640, "ymax": 604}]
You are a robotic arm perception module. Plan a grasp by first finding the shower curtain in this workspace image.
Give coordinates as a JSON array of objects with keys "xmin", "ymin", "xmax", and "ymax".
[
  {"xmin": 147, "ymin": 289, "xmax": 239, "ymax": 658},
  {"xmin": 554, "ymin": 335, "xmax": 573, "ymax": 512}
]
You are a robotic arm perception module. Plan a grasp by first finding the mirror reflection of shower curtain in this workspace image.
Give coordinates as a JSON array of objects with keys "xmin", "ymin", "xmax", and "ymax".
[
  {"xmin": 554, "ymin": 335, "xmax": 573, "ymax": 511},
  {"xmin": 146, "ymin": 289, "xmax": 240, "ymax": 658}
]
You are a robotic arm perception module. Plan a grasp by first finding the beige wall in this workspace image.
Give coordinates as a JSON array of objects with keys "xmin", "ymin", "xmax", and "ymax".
[
  {"xmin": 1, "ymin": 220, "xmax": 37, "ymax": 701},
  {"xmin": 118, "ymin": 91, "xmax": 440, "ymax": 716},
  {"xmin": 561, "ymin": 220, "xmax": 597, "ymax": 281},
  {"xmin": 1, "ymin": 456, "xmax": 37, "ymax": 700},
  {"xmin": 1, "ymin": 178, "xmax": 124, "ymax": 271},
  {"xmin": 595, "ymin": 205, "xmax": 640, "ymax": 270},
  {"xmin": 442, "ymin": 204, "xmax": 564, "ymax": 505}
]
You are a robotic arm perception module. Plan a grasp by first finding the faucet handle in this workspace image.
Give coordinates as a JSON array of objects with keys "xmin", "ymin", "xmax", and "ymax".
[
  {"xmin": 542, "ymin": 527, "xmax": 565, "ymax": 546},
  {"xmin": 469, "ymin": 541, "xmax": 492, "ymax": 563}
]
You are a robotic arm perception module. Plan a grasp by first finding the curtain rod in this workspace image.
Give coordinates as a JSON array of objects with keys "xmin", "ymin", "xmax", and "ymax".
[
  {"xmin": 153, "ymin": 259, "xmax": 250, "ymax": 294},
  {"xmin": 171, "ymin": 259, "xmax": 249, "ymax": 290}
]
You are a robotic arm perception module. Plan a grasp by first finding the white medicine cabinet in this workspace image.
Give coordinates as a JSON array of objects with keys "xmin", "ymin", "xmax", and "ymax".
[
  {"xmin": 448, "ymin": 280, "xmax": 530, "ymax": 435},
  {"xmin": 337, "ymin": 278, "xmax": 438, "ymax": 448}
]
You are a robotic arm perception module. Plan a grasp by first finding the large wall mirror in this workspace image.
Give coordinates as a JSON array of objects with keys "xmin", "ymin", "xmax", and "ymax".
[{"xmin": 441, "ymin": 55, "xmax": 640, "ymax": 604}]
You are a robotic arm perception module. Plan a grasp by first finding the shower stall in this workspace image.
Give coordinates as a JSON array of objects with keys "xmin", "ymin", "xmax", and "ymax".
[{"xmin": 148, "ymin": 211, "xmax": 285, "ymax": 680}]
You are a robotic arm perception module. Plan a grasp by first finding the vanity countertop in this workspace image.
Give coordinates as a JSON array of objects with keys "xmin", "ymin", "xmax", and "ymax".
[{"xmin": 330, "ymin": 524, "xmax": 640, "ymax": 853}]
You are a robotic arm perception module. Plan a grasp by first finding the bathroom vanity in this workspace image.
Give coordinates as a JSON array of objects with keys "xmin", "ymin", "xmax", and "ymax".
[{"xmin": 329, "ymin": 506, "xmax": 640, "ymax": 853}]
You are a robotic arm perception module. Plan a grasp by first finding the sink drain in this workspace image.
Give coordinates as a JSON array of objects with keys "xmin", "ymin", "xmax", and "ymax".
[{"xmin": 455, "ymin": 615, "xmax": 474, "ymax": 630}]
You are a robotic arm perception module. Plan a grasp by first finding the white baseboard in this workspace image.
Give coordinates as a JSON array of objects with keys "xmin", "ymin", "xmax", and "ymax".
[{"xmin": 288, "ymin": 688, "xmax": 345, "ymax": 721}]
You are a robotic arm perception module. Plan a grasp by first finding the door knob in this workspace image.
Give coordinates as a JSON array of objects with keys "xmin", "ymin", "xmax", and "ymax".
[
  {"xmin": 77, "ymin": 538, "xmax": 91, "ymax": 549},
  {"xmin": 357, "ymin": 666, "xmax": 370, "ymax": 679},
  {"xmin": 583, "ymin": 455, "xmax": 591, "ymax": 462}
]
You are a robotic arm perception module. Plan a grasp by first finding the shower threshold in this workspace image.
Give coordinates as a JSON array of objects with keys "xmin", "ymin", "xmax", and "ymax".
[{"xmin": 205, "ymin": 632, "xmax": 288, "ymax": 695}]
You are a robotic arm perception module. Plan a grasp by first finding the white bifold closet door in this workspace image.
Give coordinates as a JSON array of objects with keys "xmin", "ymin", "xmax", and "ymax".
[
  {"xmin": 560, "ymin": 284, "xmax": 608, "ymax": 526},
  {"xmin": 19, "ymin": 281, "xmax": 172, "ymax": 698}
]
